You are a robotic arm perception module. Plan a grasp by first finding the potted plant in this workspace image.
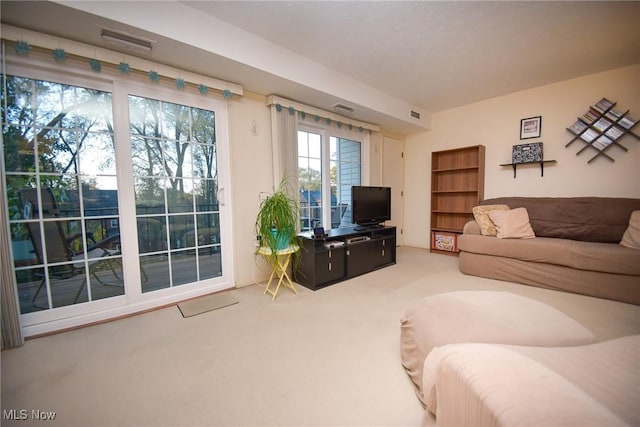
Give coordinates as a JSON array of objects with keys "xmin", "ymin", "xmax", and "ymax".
[{"xmin": 255, "ymin": 177, "xmax": 300, "ymax": 265}]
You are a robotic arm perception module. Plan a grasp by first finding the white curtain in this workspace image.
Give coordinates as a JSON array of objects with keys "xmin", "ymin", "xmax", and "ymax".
[
  {"xmin": 0, "ymin": 157, "xmax": 24, "ymax": 349},
  {"xmin": 269, "ymin": 104, "xmax": 298, "ymax": 192}
]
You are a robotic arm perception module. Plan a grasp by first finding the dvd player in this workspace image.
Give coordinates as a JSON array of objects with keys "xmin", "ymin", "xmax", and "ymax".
[{"xmin": 346, "ymin": 236, "xmax": 370, "ymax": 244}]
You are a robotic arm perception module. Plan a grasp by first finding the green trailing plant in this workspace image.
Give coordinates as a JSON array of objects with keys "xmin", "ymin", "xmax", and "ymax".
[{"xmin": 255, "ymin": 177, "xmax": 300, "ymax": 266}]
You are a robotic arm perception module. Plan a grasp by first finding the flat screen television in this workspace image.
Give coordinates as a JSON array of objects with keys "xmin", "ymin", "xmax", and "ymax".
[{"xmin": 351, "ymin": 186, "xmax": 391, "ymax": 227}]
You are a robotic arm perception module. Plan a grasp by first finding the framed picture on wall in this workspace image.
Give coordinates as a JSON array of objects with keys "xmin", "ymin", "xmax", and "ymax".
[{"xmin": 520, "ymin": 116, "xmax": 542, "ymax": 139}]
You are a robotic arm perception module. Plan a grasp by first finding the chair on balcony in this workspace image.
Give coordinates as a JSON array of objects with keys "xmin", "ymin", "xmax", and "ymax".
[
  {"xmin": 331, "ymin": 203, "xmax": 348, "ymax": 228},
  {"xmin": 19, "ymin": 188, "xmax": 123, "ymax": 308}
]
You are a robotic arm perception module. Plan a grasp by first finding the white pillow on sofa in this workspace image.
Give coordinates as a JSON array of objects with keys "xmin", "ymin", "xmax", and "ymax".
[
  {"xmin": 620, "ymin": 211, "xmax": 640, "ymax": 249},
  {"xmin": 488, "ymin": 208, "xmax": 536, "ymax": 239}
]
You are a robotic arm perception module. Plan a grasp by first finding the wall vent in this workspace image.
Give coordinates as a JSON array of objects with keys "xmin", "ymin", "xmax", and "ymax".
[
  {"xmin": 410, "ymin": 110, "xmax": 421, "ymax": 119},
  {"xmin": 332, "ymin": 103, "xmax": 355, "ymax": 114},
  {"xmin": 100, "ymin": 28, "xmax": 154, "ymax": 54}
]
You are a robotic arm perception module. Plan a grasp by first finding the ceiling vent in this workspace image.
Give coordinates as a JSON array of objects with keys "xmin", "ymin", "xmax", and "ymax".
[
  {"xmin": 100, "ymin": 28, "xmax": 154, "ymax": 54},
  {"xmin": 332, "ymin": 103, "xmax": 355, "ymax": 114},
  {"xmin": 411, "ymin": 110, "xmax": 421, "ymax": 119}
]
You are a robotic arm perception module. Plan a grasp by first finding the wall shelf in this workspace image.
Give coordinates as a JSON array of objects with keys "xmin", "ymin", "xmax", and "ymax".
[
  {"xmin": 499, "ymin": 160, "xmax": 557, "ymax": 178},
  {"xmin": 566, "ymin": 97, "xmax": 639, "ymax": 163}
]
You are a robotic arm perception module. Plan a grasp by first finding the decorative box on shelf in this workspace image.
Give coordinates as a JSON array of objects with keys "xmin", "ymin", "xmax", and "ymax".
[
  {"xmin": 512, "ymin": 142, "xmax": 543, "ymax": 164},
  {"xmin": 500, "ymin": 142, "xmax": 556, "ymax": 178},
  {"xmin": 431, "ymin": 231, "xmax": 459, "ymax": 253}
]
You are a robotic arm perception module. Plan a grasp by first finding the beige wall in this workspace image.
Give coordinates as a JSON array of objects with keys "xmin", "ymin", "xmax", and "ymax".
[
  {"xmin": 228, "ymin": 92, "xmax": 274, "ymax": 287},
  {"xmin": 403, "ymin": 65, "xmax": 640, "ymax": 248}
]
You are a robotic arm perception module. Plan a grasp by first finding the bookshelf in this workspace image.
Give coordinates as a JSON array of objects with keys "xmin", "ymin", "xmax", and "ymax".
[
  {"xmin": 566, "ymin": 98, "xmax": 639, "ymax": 163},
  {"xmin": 430, "ymin": 145, "xmax": 485, "ymax": 255}
]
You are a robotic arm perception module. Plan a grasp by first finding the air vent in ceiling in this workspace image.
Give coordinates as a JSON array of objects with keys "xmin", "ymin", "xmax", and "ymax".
[
  {"xmin": 411, "ymin": 110, "xmax": 421, "ymax": 119},
  {"xmin": 332, "ymin": 103, "xmax": 355, "ymax": 114},
  {"xmin": 100, "ymin": 28, "xmax": 154, "ymax": 54}
]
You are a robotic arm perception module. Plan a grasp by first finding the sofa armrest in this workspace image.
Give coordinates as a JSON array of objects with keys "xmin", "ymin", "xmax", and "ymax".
[{"xmin": 462, "ymin": 220, "xmax": 481, "ymax": 235}]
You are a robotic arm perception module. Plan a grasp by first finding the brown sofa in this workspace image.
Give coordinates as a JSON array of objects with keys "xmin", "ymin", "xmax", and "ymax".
[{"xmin": 458, "ymin": 197, "xmax": 640, "ymax": 305}]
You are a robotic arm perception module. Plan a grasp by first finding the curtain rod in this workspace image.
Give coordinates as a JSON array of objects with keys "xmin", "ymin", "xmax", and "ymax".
[
  {"xmin": 267, "ymin": 95, "xmax": 380, "ymax": 133},
  {"xmin": 2, "ymin": 25, "xmax": 243, "ymax": 97}
]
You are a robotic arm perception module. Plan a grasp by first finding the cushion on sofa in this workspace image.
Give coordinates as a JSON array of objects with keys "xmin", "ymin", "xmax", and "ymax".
[
  {"xmin": 472, "ymin": 204, "xmax": 510, "ymax": 236},
  {"xmin": 458, "ymin": 234, "xmax": 640, "ymax": 275},
  {"xmin": 621, "ymin": 211, "xmax": 640, "ymax": 249},
  {"xmin": 458, "ymin": 251, "xmax": 640, "ymax": 305},
  {"xmin": 400, "ymin": 291, "xmax": 597, "ymax": 405},
  {"xmin": 481, "ymin": 197, "xmax": 640, "ymax": 243},
  {"xmin": 488, "ymin": 207, "xmax": 535, "ymax": 239}
]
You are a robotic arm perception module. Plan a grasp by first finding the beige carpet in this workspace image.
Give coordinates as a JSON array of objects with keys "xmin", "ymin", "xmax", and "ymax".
[
  {"xmin": 177, "ymin": 291, "xmax": 238, "ymax": 318},
  {"xmin": 2, "ymin": 247, "xmax": 640, "ymax": 427}
]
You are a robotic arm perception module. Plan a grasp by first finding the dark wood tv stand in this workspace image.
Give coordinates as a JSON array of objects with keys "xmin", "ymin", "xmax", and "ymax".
[{"xmin": 293, "ymin": 225, "xmax": 396, "ymax": 290}]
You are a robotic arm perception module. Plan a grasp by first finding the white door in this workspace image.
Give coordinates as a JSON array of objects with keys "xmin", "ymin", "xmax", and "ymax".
[{"xmin": 382, "ymin": 136, "xmax": 404, "ymax": 245}]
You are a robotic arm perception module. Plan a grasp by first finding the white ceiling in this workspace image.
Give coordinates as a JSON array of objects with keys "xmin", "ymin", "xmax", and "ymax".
[{"xmin": 2, "ymin": 1, "xmax": 640, "ymax": 134}]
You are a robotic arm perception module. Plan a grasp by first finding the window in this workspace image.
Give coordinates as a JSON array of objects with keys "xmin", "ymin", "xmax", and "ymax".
[{"xmin": 297, "ymin": 126, "xmax": 363, "ymax": 231}]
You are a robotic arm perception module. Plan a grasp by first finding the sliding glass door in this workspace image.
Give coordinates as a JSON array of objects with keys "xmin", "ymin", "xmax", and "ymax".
[
  {"xmin": 3, "ymin": 76, "xmax": 123, "ymax": 314},
  {"xmin": 129, "ymin": 95, "xmax": 223, "ymax": 293},
  {"xmin": 2, "ymin": 65, "xmax": 233, "ymax": 334}
]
